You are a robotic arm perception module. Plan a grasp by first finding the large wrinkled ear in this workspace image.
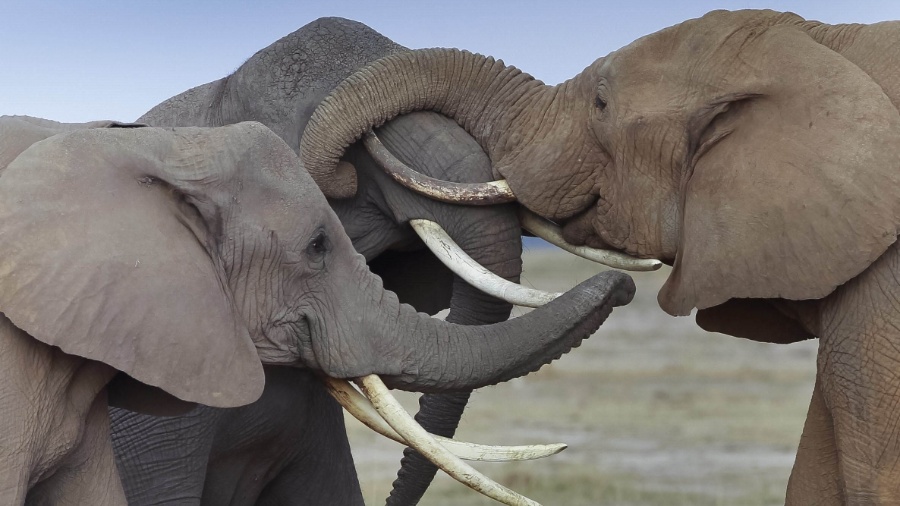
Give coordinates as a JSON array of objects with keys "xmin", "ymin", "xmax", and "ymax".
[
  {"xmin": 659, "ymin": 25, "xmax": 900, "ymax": 316},
  {"xmin": 0, "ymin": 125, "xmax": 264, "ymax": 407}
]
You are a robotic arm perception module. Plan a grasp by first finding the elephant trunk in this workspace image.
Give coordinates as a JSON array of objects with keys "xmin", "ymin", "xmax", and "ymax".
[
  {"xmin": 305, "ymin": 249, "xmax": 633, "ymax": 392},
  {"xmin": 300, "ymin": 49, "xmax": 549, "ymax": 199},
  {"xmin": 377, "ymin": 266, "xmax": 631, "ymax": 392}
]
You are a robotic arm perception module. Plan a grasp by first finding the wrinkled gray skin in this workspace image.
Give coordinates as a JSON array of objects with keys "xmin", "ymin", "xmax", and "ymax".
[
  {"xmin": 111, "ymin": 368, "xmax": 358, "ymax": 505},
  {"xmin": 113, "ymin": 18, "xmax": 535, "ymax": 505},
  {"xmin": 0, "ymin": 116, "xmax": 632, "ymax": 504}
]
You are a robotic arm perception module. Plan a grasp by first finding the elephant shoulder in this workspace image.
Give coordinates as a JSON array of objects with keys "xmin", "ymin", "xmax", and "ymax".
[
  {"xmin": 800, "ymin": 20, "xmax": 900, "ymax": 110},
  {"xmin": 241, "ymin": 17, "xmax": 406, "ymax": 99},
  {"xmin": 137, "ymin": 81, "xmax": 225, "ymax": 127}
]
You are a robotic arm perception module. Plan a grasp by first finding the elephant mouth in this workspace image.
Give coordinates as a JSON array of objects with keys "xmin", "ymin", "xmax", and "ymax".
[
  {"xmin": 558, "ymin": 206, "xmax": 674, "ymax": 266},
  {"xmin": 367, "ymin": 130, "xmax": 662, "ymax": 272},
  {"xmin": 292, "ymin": 313, "xmax": 319, "ymax": 370},
  {"xmin": 559, "ymin": 207, "xmax": 614, "ymax": 250}
]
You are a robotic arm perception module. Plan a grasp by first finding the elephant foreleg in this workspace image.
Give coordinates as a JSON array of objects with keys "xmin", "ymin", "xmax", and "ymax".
[
  {"xmin": 28, "ymin": 392, "xmax": 127, "ymax": 506},
  {"xmin": 386, "ymin": 390, "xmax": 471, "ymax": 506},
  {"xmin": 812, "ymin": 242, "xmax": 900, "ymax": 503},
  {"xmin": 785, "ymin": 374, "xmax": 843, "ymax": 505},
  {"xmin": 0, "ymin": 316, "xmax": 118, "ymax": 505}
]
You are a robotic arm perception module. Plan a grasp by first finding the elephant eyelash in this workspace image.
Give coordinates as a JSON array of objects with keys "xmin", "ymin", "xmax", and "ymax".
[{"xmin": 594, "ymin": 96, "xmax": 607, "ymax": 111}]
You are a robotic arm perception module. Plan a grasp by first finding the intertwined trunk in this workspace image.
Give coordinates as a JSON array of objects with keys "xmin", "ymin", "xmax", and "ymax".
[{"xmin": 299, "ymin": 48, "xmax": 603, "ymax": 219}]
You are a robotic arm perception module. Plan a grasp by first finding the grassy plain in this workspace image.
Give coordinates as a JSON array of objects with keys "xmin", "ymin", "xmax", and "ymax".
[{"xmin": 346, "ymin": 249, "xmax": 818, "ymax": 505}]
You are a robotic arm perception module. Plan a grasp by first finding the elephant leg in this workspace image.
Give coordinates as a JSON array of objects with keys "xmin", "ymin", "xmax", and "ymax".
[
  {"xmin": 0, "ymin": 317, "xmax": 118, "ymax": 505},
  {"xmin": 110, "ymin": 405, "xmax": 220, "ymax": 505},
  {"xmin": 387, "ymin": 390, "xmax": 472, "ymax": 506},
  {"xmin": 204, "ymin": 369, "xmax": 363, "ymax": 506},
  {"xmin": 814, "ymin": 245, "xmax": 900, "ymax": 502},
  {"xmin": 254, "ymin": 389, "xmax": 364, "ymax": 506},
  {"xmin": 388, "ymin": 278, "xmax": 514, "ymax": 505},
  {"xmin": 29, "ymin": 392, "xmax": 127, "ymax": 506},
  {"xmin": 785, "ymin": 373, "xmax": 842, "ymax": 505}
]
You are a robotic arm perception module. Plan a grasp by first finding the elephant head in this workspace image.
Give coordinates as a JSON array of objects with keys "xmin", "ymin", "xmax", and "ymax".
[
  {"xmin": 0, "ymin": 119, "xmax": 635, "ymax": 410},
  {"xmin": 300, "ymin": 9, "xmax": 900, "ymax": 342}
]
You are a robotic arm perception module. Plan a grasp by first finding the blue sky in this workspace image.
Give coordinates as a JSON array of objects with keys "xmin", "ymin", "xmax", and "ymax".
[{"xmin": 2, "ymin": 1, "xmax": 900, "ymax": 122}]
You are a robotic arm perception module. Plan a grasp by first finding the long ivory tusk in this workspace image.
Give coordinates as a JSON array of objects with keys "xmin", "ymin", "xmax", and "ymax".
[
  {"xmin": 357, "ymin": 375, "xmax": 543, "ymax": 506},
  {"xmin": 519, "ymin": 209, "xmax": 663, "ymax": 272},
  {"xmin": 410, "ymin": 219, "xmax": 561, "ymax": 307},
  {"xmin": 323, "ymin": 376, "xmax": 566, "ymax": 462},
  {"xmin": 364, "ymin": 131, "xmax": 517, "ymax": 205}
]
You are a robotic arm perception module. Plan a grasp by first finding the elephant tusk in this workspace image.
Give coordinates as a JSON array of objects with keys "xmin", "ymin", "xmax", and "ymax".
[
  {"xmin": 410, "ymin": 219, "xmax": 561, "ymax": 307},
  {"xmin": 357, "ymin": 375, "xmax": 544, "ymax": 506},
  {"xmin": 323, "ymin": 376, "xmax": 567, "ymax": 462},
  {"xmin": 364, "ymin": 131, "xmax": 517, "ymax": 205},
  {"xmin": 519, "ymin": 209, "xmax": 663, "ymax": 272}
]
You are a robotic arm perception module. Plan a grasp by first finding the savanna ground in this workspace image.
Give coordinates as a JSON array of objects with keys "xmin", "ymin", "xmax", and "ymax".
[{"xmin": 347, "ymin": 249, "xmax": 818, "ymax": 505}]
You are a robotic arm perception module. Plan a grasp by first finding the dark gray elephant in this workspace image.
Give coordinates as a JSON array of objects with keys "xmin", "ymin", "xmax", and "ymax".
[
  {"xmin": 0, "ymin": 115, "xmax": 632, "ymax": 505},
  {"xmin": 108, "ymin": 17, "xmax": 619, "ymax": 505}
]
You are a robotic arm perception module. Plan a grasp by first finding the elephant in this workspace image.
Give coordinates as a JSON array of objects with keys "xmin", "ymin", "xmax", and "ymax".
[
  {"xmin": 0, "ymin": 115, "xmax": 635, "ymax": 504},
  {"xmin": 299, "ymin": 8, "xmax": 900, "ymax": 504},
  {"xmin": 105, "ymin": 17, "xmax": 649, "ymax": 505}
]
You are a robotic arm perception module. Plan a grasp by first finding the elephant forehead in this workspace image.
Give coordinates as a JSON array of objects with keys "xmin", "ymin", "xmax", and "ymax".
[
  {"xmin": 604, "ymin": 10, "xmax": 805, "ymax": 98},
  {"xmin": 205, "ymin": 122, "xmax": 330, "ymax": 228}
]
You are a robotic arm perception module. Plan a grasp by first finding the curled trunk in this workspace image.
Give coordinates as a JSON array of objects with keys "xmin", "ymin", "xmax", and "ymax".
[
  {"xmin": 300, "ymin": 49, "xmax": 545, "ymax": 198},
  {"xmin": 300, "ymin": 48, "xmax": 602, "ymax": 219}
]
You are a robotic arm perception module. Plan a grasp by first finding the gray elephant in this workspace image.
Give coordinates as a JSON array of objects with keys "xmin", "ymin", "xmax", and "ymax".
[
  {"xmin": 300, "ymin": 8, "xmax": 900, "ymax": 505},
  {"xmin": 0, "ymin": 115, "xmax": 634, "ymax": 505},
  {"xmin": 108, "ymin": 17, "xmax": 635, "ymax": 506}
]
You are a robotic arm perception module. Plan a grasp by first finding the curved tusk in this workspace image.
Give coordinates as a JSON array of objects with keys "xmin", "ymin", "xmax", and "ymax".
[
  {"xmin": 519, "ymin": 209, "xmax": 663, "ymax": 272},
  {"xmin": 364, "ymin": 131, "xmax": 516, "ymax": 205},
  {"xmin": 323, "ymin": 376, "xmax": 566, "ymax": 462},
  {"xmin": 410, "ymin": 219, "xmax": 561, "ymax": 307},
  {"xmin": 357, "ymin": 375, "xmax": 543, "ymax": 506}
]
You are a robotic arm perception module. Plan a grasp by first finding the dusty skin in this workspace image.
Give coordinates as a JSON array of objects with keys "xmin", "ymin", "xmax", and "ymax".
[{"xmin": 348, "ymin": 249, "xmax": 817, "ymax": 506}]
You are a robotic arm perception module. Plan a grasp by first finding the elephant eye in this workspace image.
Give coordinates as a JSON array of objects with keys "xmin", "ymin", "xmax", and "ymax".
[
  {"xmin": 595, "ymin": 81, "xmax": 609, "ymax": 113},
  {"xmin": 306, "ymin": 229, "xmax": 329, "ymax": 266}
]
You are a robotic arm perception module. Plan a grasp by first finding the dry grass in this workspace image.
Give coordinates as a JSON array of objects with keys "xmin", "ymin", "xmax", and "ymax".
[{"xmin": 347, "ymin": 249, "xmax": 817, "ymax": 505}]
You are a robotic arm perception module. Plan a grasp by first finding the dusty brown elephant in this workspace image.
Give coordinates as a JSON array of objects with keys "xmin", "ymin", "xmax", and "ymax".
[
  {"xmin": 0, "ymin": 116, "xmax": 634, "ymax": 504},
  {"xmin": 298, "ymin": 9, "xmax": 900, "ymax": 504}
]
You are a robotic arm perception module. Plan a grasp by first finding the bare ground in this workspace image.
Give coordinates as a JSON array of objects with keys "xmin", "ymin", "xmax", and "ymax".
[{"xmin": 347, "ymin": 249, "xmax": 817, "ymax": 505}]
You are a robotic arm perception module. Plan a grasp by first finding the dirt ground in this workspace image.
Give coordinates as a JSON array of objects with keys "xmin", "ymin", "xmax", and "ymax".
[{"xmin": 346, "ymin": 249, "xmax": 818, "ymax": 505}]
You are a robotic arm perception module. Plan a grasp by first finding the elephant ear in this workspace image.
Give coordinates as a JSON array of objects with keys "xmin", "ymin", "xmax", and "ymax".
[
  {"xmin": 659, "ymin": 24, "xmax": 900, "ymax": 317},
  {"xmin": 0, "ymin": 125, "xmax": 265, "ymax": 408},
  {"xmin": 0, "ymin": 115, "xmax": 144, "ymax": 172}
]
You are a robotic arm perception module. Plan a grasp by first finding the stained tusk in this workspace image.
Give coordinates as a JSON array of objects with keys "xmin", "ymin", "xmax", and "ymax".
[
  {"xmin": 519, "ymin": 209, "xmax": 663, "ymax": 272},
  {"xmin": 357, "ymin": 375, "xmax": 543, "ymax": 506},
  {"xmin": 323, "ymin": 376, "xmax": 566, "ymax": 462},
  {"xmin": 410, "ymin": 219, "xmax": 561, "ymax": 307},
  {"xmin": 323, "ymin": 376, "xmax": 406, "ymax": 442},
  {"xmin": 364, "ymin": 131, "xmax": 517, "ymax": 205}
]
